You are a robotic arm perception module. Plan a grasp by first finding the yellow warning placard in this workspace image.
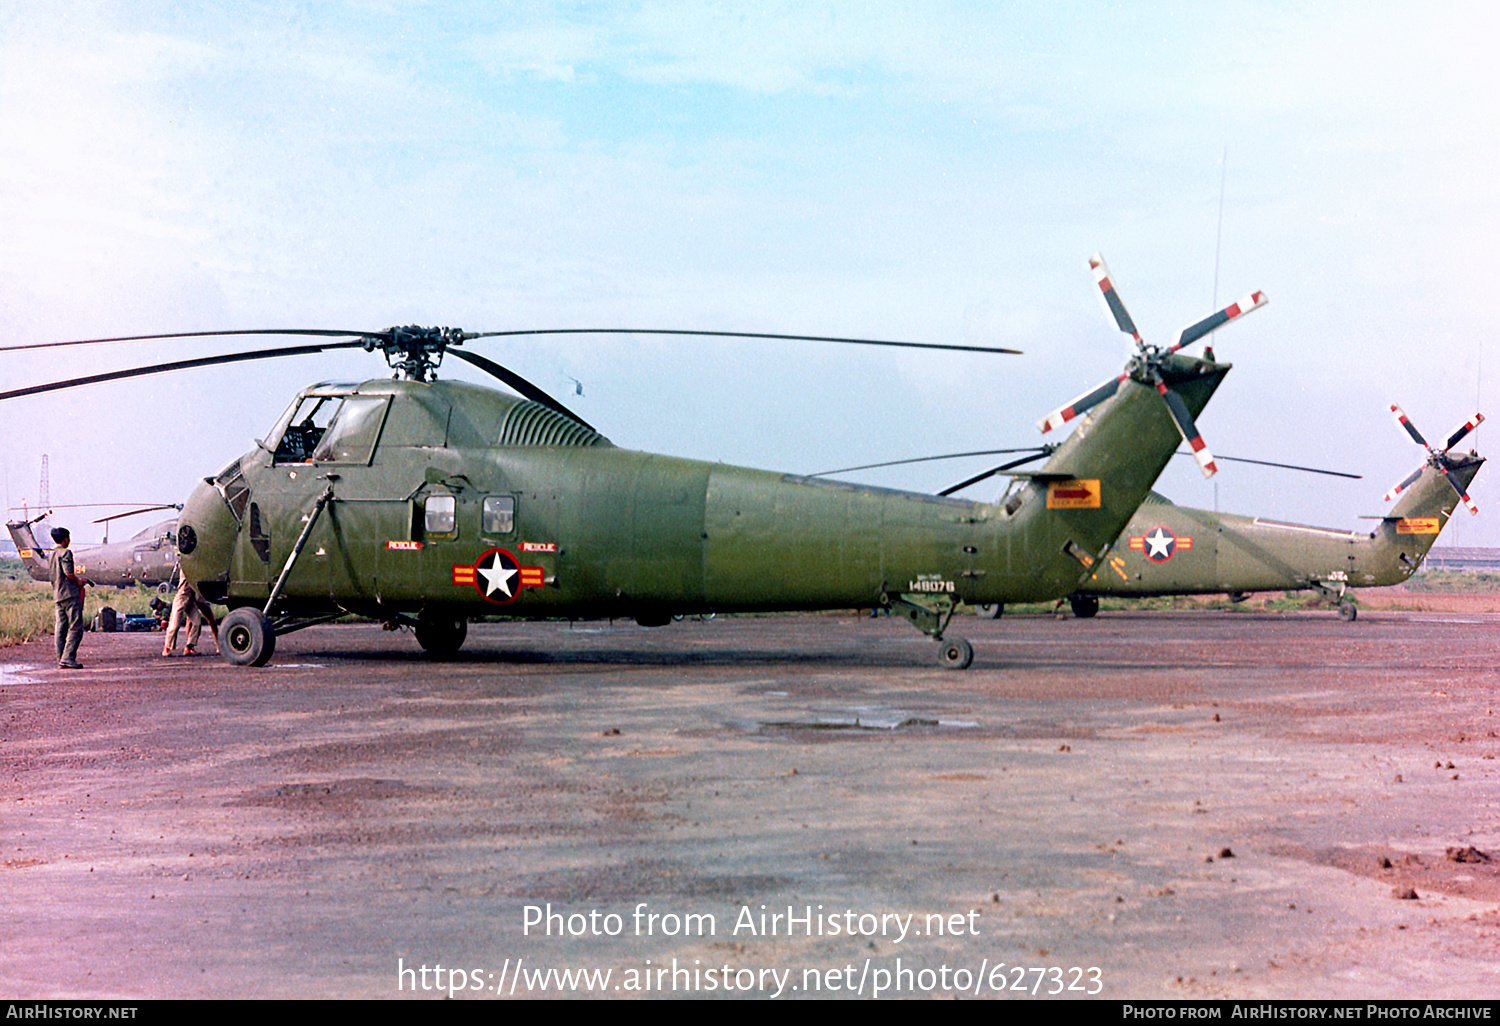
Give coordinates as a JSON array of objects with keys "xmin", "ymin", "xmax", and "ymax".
[
  {"xmin": 1395, "ymin": 518, "xmax": 1439, "ymax": 535},
  {"xmin": 1047, "ymin": 479, "xmax": 1101, "ymax": 509}
]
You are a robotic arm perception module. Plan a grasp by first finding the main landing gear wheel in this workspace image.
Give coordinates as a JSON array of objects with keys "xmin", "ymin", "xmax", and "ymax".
[
  {"xmin": 221, "ymin": 608, "xmax": 275, "ymax": 667},
  {"xmin": 975, "ymin": 603, "xmax": 1004, "ymax": 619},
  {"xmin": 937, "ymin": 636, "xmax": 974, "ymax": 671},
  {"xmin": 1338, "ymin": 602, "xmax": 1358, "ymax": 622},
  {"xmin": 415, "ymin": 614, "xmax": 468, "ymax": 656},
  {"xmin": 1069, "ymin": 594, "xmax": 1100, "ymax": 619}
]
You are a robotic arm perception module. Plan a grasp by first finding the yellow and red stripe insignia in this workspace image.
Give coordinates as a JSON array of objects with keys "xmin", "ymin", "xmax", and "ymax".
[
  {"xmin": 519, "ymin": 567, "xmax": 545, "ymax": 587},
  {"xmin": 452, "ymin": 565, "xmax": 476, "ymax": 586},
  {"xmin": 1177, "ymin": 536, "xmax": 1193, "ymax": 551}
]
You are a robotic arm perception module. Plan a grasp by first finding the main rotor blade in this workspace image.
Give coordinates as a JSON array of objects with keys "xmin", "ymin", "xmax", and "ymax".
[
  {"xmin": 1088, "ymin": 254, "xmax": 1142, "ymax": 344},
  {"xmin": 446, "ymin": 348, "xmax": 595, "ymax": 431},
  {"xmin": 938, "ymin": 452, "xmax": 1051, "ymax": 496},
  {"xmin": 1156, "ymin": 380, "xmax": 1217, "ymax": 478},
  {"xmin": 464, "ymin": 328, "xmax": 1021, "ymax": 356},
  {"xmin": 0, "ymin": 341, "xmax": 368, "ymax": 403},
  {"xmin": 1443, "ymin": 412, "xmax": 1484, "ymax": 452},
  {"xmin": 1389, "ymin": 404, "xmax": 1428, "ymax": 448},
  {"xmin": 0, "ymin": 328, "xmax": 374, "ymax": 353},
  {"xmin": 810, "ymin": 448, "xmax": 1049, "ymax": 478},
  {"xmin": 1037, "ymin": 373, "xmax": 1128, "ymax": 434},
  {"xmin": 1166, "ymin": 289, "xmax": 1268, "ymax": 354},
  {"xmin": 1189, "ymin": 453, "xmax": 1361, "ymax": 479}
]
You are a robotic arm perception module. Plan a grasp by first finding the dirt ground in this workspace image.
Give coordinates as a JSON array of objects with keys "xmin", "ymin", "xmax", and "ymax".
[{"xmin": 2, "ymin": 606, "xmax": 1498, "ymax": 1000}]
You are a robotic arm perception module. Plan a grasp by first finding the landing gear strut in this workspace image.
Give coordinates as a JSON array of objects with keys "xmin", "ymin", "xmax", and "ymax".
[{"xmin": 887, "ymin": 594, "xmax": 974, "ymax": 670}]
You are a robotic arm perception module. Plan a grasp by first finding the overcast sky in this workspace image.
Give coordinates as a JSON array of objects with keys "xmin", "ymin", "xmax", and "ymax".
[{"xmin": 2, "ymin": 1, "xmax": 1496, "ymax": 549}]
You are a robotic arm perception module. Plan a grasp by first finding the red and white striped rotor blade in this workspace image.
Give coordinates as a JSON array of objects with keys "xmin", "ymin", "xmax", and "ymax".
[
  {"xmin": 1445, "ymin": 471, "xmax": 1480, "ymax": 516},
  {"xmin": 1443, "ymin": 412, "xmax": 1484, "ymax": 452},
  {"xmin": 1383, "ymin": 466, "xmax": 1424, "ymax": 504},
  {"xmin": 1156, "ymin": 379, "xmax": 1217, "ymax": 478},
  {"xmin": 1037, "ymin": 372, "xmax": 1128, "ymax": 434},
  {"xmin": 1389, "ymin": 404, "xmax": 1429, "ymax": 448},
  {"xmin": 1166, "ymin": 290, "xmax": 1268, "ymax": 354},
  {"xmin": 1088, "ymin": 254, "xmax": 1142, "ymax": 344}
]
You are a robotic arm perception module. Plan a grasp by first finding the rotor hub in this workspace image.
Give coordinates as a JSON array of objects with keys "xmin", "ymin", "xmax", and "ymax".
[{"xmin": 362, "ymin": 325, "xmax": 469, "ymax": 381}]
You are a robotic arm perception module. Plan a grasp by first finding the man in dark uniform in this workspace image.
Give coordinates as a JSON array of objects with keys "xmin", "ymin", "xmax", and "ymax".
[{"xmin": 49, "ymin": 526, "xmax": 85, "ymax": 669}]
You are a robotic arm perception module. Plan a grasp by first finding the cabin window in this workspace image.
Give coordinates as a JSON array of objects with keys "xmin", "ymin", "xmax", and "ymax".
[
  {"xmin": 424, "ymin": 494, "xmax": 457, "ymax": 537},
  {"xmin": 214, "ymin": 458, "xmax": 252, "ymax": 524},
  {"xmin": 483, "ymin": 496, "xmax": 515, "ymax": 535}
]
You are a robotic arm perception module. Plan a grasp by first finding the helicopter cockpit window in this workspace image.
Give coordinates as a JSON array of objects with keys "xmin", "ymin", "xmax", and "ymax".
[
  {"xmin": 482, "ymin": 496, "xmax": 515, "ymax": 535},
  {"xmin": 424, "ymin": 494, "xmax": 457, "ymax": 538},
  {"xmin": 310, "ymin": 396, "xmax": 389, "ymax": 464},
  {"xmin": 272, "ymin": 395, "xmax": 343, "ymax": 463}
]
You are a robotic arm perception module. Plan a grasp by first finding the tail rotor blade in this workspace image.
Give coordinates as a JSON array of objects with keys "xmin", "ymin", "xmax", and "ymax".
[
  {"xmin": 1088, "ymin": 254, "xmax": 1142, "ymax": 344},
  {"xmin": 1166, "ymin": 290, "xmax": 1268, "ymax": 354},
  {"xmin": 1443, "ymin": 412, "xmax": 1485, "ymax": 452},
  {"xmin": 1383, "ymin": 466, "xmax": 1424, "ymax": 504},
  {"xmin": 1390, "ymin": 404, "xmax": 1429, "ymax": 448},
  {"xmin": 1156, "ymin": 380, "xmax": 1217, "ymax": 477},
  {"xmin": 1443, "ymin": 470, "xmax": 1480, "ymax": 516},
  {"xmin": 1037, "ymin": 373, "xmax": 1127, "ymax": 433}
]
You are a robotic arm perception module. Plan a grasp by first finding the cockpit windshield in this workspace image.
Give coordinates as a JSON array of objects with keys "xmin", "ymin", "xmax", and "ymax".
[{"xmin": 266, "ymin": 385, "xmax": 388, "ymax": 465}]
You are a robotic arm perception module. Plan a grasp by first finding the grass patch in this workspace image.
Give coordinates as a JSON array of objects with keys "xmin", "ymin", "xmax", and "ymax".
[
  {"xmin": 0, "ymin": 557, "xmax": 164, "ymax": 648},
  {"xmin": 1402, "ymin": 569, "xmax": 1500, "ymax": 593}
]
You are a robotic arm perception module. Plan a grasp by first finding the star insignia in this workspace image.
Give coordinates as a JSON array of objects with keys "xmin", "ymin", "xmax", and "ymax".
[
  {"xmin": 476, "ymin": 549, "xmax": 520, "ymax": 599},
  {"xmin": 455, "ymin": 548, "xmax": 547, "ymax": 604},
  {"xmin": 1144, "ymin": 526, "xmax": 1176, "ymax": 562}
]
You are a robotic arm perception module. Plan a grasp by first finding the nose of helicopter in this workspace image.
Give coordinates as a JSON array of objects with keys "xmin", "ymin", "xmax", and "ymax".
[{"xmin": 177, "ymin": 478, "xmax": 238, "ymax": 600}]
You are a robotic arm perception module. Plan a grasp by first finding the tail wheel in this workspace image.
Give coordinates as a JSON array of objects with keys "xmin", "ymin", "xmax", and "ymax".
[
  {"xmin": 415, "ymin": 614, "xmax": 468, "ymax": 656},
  {"xmin": 1338, "ymin": 602, "xmax": 1358, "ymax": 622},
  {"xmin": 937, "ymin": 636, "xmax": 974, "ymax": 671},
  {"xmin": 221, "ymin": 608, "xmax": 275, "ymax": 667}
]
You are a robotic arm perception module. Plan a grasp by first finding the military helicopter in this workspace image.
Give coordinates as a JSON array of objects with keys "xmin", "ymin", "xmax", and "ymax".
[
  {"xmin": 1057, "ymin": 405, "xmax": 1484, "ymax": 620},
  {"xmin": 1, "ymin": 255, "xmax": 1265, "ymax": 668},
  {"xmin": 7, "ymin": 505, "xmax": 181, "ymax": 590}
]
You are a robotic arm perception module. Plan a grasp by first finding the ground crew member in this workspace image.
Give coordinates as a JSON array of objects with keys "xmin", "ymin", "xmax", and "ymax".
[{"xmin": 49, "ymin": 527, "xmax": 85, "ymax": 669}]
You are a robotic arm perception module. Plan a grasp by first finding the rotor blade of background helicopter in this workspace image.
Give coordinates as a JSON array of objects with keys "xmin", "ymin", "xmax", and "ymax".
[
  {"xmin": 0, "ymin": 341, "xmax": 367, "ymax": 402},
  {"xmin": 938, "ymin": 452, "xmax": 1051, "ymax": 496},
  {"xmin": 0, "ymin": 328, "xmax": 374, "ymax": 353},
  {"xmin": 1189, "ymin": 453, "xmax": 1362, "ymax": 479},
  {"xmin": 464, "ymin": 328, "xmax": 1021, "ymax": 356},
  {"xmin": 92, "ymin": 504, "xmax": 183, "ymax": 524},
  {"xmin": 7, "ymin": 502, "xmax": 182, "ymax": 512},
  {"xmin": 810, "ymin": 448, "xmax": 1050, "ymax": 478},
  {"xmin": 446, "ymin": 348, "xmax": 596, "ymax": 431}
]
